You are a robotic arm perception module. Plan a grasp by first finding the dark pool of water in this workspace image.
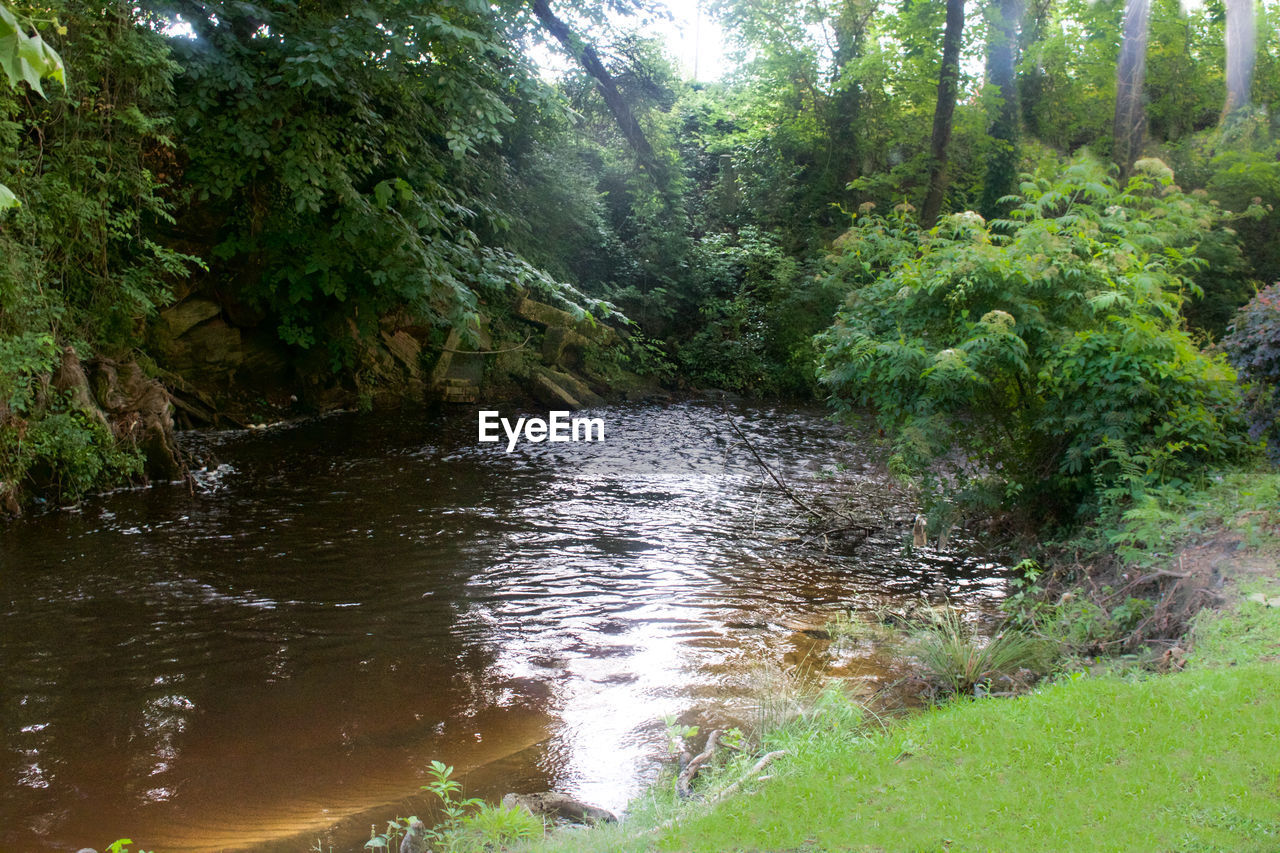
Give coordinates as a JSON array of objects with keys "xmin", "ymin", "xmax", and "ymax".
[{"xmin": 1, "ymin": 401, "xmax": 1006, "ymax": 851}]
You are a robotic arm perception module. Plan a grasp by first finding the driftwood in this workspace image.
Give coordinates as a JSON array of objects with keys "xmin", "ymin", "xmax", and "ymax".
[
  {"xmin": 706, "ymin": 750, "xmax": 789, "ymax": 805},
  {"xmin": 675, "ymin": 730, "xmax": 787, "ymax": 803},
  {"xmin": 501, "ymin": 791, "xmax": 617, "ymax": 824},
  {"xmin": 676, "ymin": 729, "xmax": 721, "ymax": 798},
  {"xmin": 647, "ymin": 748, "xmax": 791, "ymax": 835}
]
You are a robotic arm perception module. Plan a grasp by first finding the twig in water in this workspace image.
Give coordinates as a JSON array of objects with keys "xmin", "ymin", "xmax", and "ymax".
[
  {"xmin": 801, "ymin": 523, "xmax": 875, "ymax": 549},
  {"xmin": 723, "ymin": 412, "xmax": 830, "ymax": 520}
]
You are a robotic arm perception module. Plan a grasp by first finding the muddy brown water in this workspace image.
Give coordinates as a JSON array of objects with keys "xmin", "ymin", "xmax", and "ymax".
[{"xmin": 1, "ymin": 401, "xmax": 1006, "ymax": 852}]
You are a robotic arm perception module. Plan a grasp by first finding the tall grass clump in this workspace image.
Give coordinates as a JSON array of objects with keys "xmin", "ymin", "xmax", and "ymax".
[
  {"xmin": 909, "ymin": 607, "xmax": 1052, "ymax": 696},
  {"xmin": 740, "ymin": 663, "xmax": 824, "ymax": 741}
]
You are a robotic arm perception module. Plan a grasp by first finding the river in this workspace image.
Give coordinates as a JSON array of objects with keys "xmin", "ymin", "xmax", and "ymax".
[{"xmin": 1, "ymin": 401, "xmax": 1006, "ymax": 851}]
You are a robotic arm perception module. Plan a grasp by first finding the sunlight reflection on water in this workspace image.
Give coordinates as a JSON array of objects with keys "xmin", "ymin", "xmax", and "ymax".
[{"xmin": 1, "ymin": 401, "xmax": 1007, "ymax": 851}]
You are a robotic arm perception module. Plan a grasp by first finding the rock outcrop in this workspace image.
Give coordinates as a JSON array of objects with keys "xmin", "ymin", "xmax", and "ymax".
[
  {"xmin": 148, "ymin": 283, "xmax": 649, "ymax": 428},
  {"xmin": 55, "ymin": 347, "xmax": 185, "ymax": 482},
  {"xmin": 429, "ymin": 318, "xmax": 491, "ymax": 404},
  {"xmin": 152, "ymin": 295, "xmax": 293, "ymax": 419},
  {"xmin": 531, "ymin": 367, "xmax": 604, "ymax": 410},
  {"xmin": 1, "ymin": 347, "xmax": 186, "ymax": 516}
]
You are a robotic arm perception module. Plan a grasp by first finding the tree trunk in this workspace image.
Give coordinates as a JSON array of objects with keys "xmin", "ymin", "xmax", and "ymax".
[
  {"xmin": 530, "ymin": 0, "xmax": 663, "ymax": 181},
  {"xmin": 1223, "ymin": 0, "xmax": 1256, "ymax": 119},
  {"xmin": 830, "ymin": 0, "xmax": 873, "ymax": 186},
  {"xmin": 1112, "ymin": 0, "xmax": 1151, "ymax": 180},
  {"xmin": 921, "ymin": 0, "xmax": 966, "ymax": 229},
  {"xmin": 981, "ymin": 0, "xmax": 1023, "ymax": 219}
]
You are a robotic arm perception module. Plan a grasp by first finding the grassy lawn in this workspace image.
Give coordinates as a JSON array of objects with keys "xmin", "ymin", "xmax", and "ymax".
[{"xmin": 535, "ymin": 590, "xmax": 1280, "ymax": 853}]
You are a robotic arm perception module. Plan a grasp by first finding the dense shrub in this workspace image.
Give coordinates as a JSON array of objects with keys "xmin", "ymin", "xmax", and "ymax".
[
  {"xmin": 0, "ymin": 0, "xmax": 184, "ymax": 505},
  {"xmin": 676, "ymin": 228, "xmax": 839, "ymax": 395},
  {"xmin": 817, "ymin": 157, "xmax": 1251, "ymax": 526},
  {"xmin": 1221, "ymin": 283, "xmax": 1280, "ymax": 462}
]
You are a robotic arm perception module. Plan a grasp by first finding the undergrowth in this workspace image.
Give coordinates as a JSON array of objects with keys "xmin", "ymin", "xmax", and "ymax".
[
  {"xmin": 360, "ymin": 761, "xmax": 544, "ymax": 853},
  {"xmin": 1107, "ymin": 468, "xmax": 1280, "ymax": 565}
]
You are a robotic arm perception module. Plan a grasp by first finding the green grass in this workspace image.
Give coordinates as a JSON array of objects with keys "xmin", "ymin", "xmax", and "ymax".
[
  {"xmin": 533, "ymin": 597, "xmax": 1280, "ymax": 853},
  {"xmin": 908, "ymin": 606, "xmax": 1053, "ymax": 696},
  {"xmin": 1189, "ymin": 581, "xmax": 1280, "ymax": 669}
]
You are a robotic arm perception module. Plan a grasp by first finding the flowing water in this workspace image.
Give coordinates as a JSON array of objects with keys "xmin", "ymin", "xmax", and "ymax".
[{"xmin": 1, "ymin": 401, "xmax": 1006, "ymax": 852}]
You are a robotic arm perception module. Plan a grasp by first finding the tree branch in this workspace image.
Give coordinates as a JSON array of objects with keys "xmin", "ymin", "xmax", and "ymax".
[
  {"xmin": 676, "ymin": 730, "xmax": 721, "ymax": 798},
  {"xmin": 725, "ymin": 412, "xmax": 830, "ymax": 521},
  {"xmin": 530, "ymin": 0, "xmax": 664, "ymax": 181}
]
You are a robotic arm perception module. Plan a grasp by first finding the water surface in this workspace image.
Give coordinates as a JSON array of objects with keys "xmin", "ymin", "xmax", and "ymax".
[{"xmin": 1, "ymin": 401, "xmax": 1004, "ymax": 851}]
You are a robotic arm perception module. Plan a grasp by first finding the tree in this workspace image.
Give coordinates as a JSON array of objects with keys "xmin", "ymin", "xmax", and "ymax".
[
  {"xmin": 980, "ymin": 0, "xmax": 1023, "ymax": 219},
  {"xmin": 830, "ymin": 0, "xmax": 874, "ymax": 186},
  {"xmin": 145, "ymin": 0, "xmax": 556, "ymax": 358},
  {"xmin": 1113, "ymin": 0, "xmax": 1151, "ymax": 177},
  {"xmin": 712, "ymin": 0, "xmax": 865, "ymax": 239},
  {"xmin": 1223, "ymin": 0, "xmax": 1255, "ymax": 118},
  {"xmin": 920, "ymin": 0, "xmax": 966, "ymax": 229},
  {"xmin": 531, "ymin": 0, "xmax": 664, "ymax": 181}
]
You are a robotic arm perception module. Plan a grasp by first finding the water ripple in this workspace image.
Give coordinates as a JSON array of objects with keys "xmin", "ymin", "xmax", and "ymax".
[{"xmin": 0, "ymin": 400, "xmax": 1008, "ymax": 852}]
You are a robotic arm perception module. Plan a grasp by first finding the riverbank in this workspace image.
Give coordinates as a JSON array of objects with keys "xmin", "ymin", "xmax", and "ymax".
[
  {"xmin": 527, "ymin": 604, "xmax": 1280, "ymax": 853},
  {"xmin": 536, "ymin": 631, "xmax": 1280, "ymax": 852},
  {"xmin": 519, "ymin": 467, "xmax": 1280, "ymax": 853}
]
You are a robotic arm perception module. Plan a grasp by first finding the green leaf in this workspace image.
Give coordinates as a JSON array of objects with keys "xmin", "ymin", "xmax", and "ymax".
[
  {"xmin": 0, "ymin": 182, "xmax": 18, "ymax": 210},
  {"xmin": 0, "ymin": 25, "xmax": 20, "ymax": 88},
  {"xmin": 17, "ymin": 34, "xmax": 48, "ymax": 96},
  {"xmin": 0, "ymin": 7, "xmax": 64, "ymax": 95}
]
